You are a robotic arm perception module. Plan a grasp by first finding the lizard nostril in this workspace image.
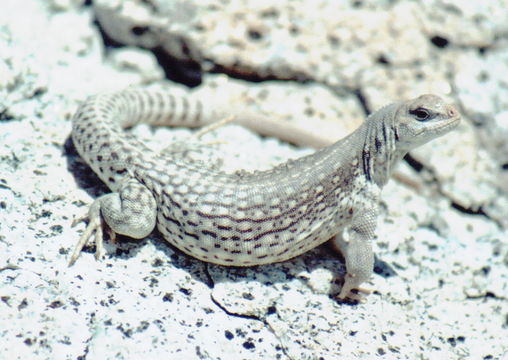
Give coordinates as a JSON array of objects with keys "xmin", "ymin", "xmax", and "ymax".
[{"xmin": 447, "ymin": 106, "xmax": 458, "ymax": 117}]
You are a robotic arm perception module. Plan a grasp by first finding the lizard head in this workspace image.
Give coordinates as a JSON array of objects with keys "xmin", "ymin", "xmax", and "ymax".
[{"xmin": 394, "ymin": 94, "xmax": 460, "ymax": 151}]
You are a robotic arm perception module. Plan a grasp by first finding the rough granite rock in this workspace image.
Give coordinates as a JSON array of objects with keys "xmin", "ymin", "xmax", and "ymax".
[
  {"xmin": 92, "ymin": 0, "xmax": 434, "ymax": 87},
  {"xmin": 0, "ymin": 1, "xmax": 507, "ymax": 360}
]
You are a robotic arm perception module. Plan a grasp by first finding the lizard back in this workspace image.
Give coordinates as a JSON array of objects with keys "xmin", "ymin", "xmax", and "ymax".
[{"xmin": 72, "ymin": 89, "xmax": 366, "ymax": 265}]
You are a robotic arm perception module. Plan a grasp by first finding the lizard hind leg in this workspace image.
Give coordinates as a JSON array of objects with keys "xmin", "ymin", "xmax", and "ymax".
[
  {"xmin": 69, "ymin": 179, "xmax": 157, "ymax": 265},
  {"xmin": 159, "ymin": 115, "xmax": 237, "ymax": 170}
]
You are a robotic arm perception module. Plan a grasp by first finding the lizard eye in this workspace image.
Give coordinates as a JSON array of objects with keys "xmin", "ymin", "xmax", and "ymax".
[{"xmin": 409, "ymin": 107, "xmax": 432, "ymax": 121}]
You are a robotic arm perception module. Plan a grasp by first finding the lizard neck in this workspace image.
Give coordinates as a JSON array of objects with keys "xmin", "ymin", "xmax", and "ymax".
[{"xmin": 360, "ymin": 104, "xmax": 405, "ymax": 187}]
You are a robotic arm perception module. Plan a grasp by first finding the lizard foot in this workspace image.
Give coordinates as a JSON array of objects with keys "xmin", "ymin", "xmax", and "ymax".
[
  {"xmin": 192, "ymin": 115, "xmax": 236, "ymax": 140},
  {"xmin": 337, "ymin": 287, "xmax": 372, "ymax": 303},
  {"xmin": 337, "ymin": 273, "xmax": 373, "ymax": 303},
  {"xmin": 68, "ymin": 200, "xmax": 107, "ymax": 266}
]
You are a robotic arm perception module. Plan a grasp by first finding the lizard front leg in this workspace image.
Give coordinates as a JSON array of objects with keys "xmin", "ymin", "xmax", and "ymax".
[
  {"xmin": 69, "ymin": 179, "xmax": 157, "ymax": 265},
  {"xmin": 332, "ymin": 202, "xmax": 378, "ymax": 301}
]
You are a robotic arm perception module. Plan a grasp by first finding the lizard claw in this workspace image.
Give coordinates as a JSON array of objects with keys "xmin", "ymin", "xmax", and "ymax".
[
  {"xmin": 337, "ymin": 273, "xmax": 373, "ymax": 303},
  {"xmin": 68, "ymin": 200, "xmax": 107, "ymax": 266},
  {"xmin": 337, "ymin": 287, "xmax": 372, "ymax": 303},
  {"xmin": 106, "ymin": 227, "xmax": 117, "ymax": 244},
  {"xmin": 71, "ymin": 212, "xmax": 88, "ymax": 228}
]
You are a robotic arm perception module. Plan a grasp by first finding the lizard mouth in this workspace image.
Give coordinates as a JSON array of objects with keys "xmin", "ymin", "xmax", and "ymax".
[
  {"xmin": 415, "ymin": 114, "xmax": 460, "ymax": 136},
  {"xmin": 444, "ymin": 115, "xmax": 461, "ymax": 129},
  {"xmin": 435, "ymin": 112, "xmax": 461, "ymax": 133},
  {"xmin": 413, "ymin": 115, "xmax": 460, "ymax": 138}
]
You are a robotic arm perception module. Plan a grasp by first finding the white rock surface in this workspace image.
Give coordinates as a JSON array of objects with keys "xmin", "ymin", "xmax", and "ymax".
[{"xmin": 0, "ymin": 1, "xmax": 507, "ymax": 360}]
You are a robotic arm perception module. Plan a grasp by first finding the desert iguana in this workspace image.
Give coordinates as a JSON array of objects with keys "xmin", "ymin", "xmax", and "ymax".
[{"xmin": 69, "ymin": 89, "xmax": 460, "ymax": 300}]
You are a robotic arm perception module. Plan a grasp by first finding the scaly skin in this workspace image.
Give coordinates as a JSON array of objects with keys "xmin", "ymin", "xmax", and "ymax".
[{"xmin": 70, "ymin": 89, "xmax": 460, "ymax": 300}]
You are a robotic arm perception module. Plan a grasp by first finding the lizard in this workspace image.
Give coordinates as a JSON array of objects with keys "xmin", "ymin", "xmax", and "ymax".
[{"xmin": 69, "ymin": 88, "xmax": 460, "ymax": 300}]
